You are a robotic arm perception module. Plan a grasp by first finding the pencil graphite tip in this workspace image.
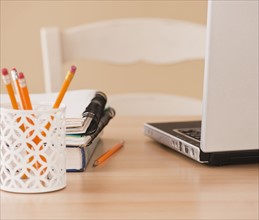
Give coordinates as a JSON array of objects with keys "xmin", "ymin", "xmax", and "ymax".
[
  {"xmin": 70, "ymin": 65, "xmax": 77, "ymax": 74},
  {"xmin": 18, "ymin": 72, "xmax": 25, "ymax": 79},
  {"xmin": 1, "ymin": 68, "xmax": 9, "ymax": 76},
  {"xmin": 92, "ymin": 162, "xmax": 98, "ymax": 167}
]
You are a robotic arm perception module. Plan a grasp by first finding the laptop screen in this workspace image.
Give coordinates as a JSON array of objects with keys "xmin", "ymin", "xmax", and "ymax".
[{"xmin": 201, "ymin": 0, "xmax": 258, "ymax": 152}]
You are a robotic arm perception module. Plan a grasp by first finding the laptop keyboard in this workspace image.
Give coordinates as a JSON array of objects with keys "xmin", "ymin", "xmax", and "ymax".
[{"xmin": 174, "ymin": 128, "xmax": 201, "ymax": 142}]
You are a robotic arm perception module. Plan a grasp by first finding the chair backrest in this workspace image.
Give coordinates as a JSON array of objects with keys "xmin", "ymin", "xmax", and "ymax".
[{"xmin": 40, "ymin": 18, "xmax": 205, "ymax": 116}]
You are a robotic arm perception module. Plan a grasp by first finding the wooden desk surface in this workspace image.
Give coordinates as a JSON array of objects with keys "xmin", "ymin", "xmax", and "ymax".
[{"xmin": 1, "ymin": 116, "xmax": 258, "ymax": 220}]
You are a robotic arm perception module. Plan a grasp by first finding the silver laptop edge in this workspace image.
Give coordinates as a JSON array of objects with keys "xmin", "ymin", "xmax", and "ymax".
[{"xmin": 144, "ymin": 123, "xmax": 206, "ymax": 163}]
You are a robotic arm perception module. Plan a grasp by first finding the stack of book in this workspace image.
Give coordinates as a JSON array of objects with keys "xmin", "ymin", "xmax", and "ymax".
[{"xmin": 65, "ymin": 91, "xmax": 115, "ymax": 172}]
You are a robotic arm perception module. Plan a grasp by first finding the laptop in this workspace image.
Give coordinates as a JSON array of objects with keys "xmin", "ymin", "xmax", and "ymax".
[{"xmin": 144, "ymin": 1, "xmax": 259, "ymax": 165}]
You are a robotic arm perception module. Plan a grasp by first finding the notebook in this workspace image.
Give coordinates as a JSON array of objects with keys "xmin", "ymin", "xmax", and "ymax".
[
  {"xmin": 144, "ymin": 1, "xmax": 259, "ymax": 165},
  {"xmin": 66, "ymin": 133, "xmax": 102, "ymax": 172}
]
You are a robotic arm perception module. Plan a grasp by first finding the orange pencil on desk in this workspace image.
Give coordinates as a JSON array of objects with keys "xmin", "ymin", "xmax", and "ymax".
[
  {"xmin": 93, "ymin": 140, "xmax": 125, "ymax": 167},
  {"xmin": 53, "ymin": 65, "xmax": 77, "ymax": 108},
  {"xmin": 17, "ymin": 72, "xmax": 33, "ymax": 110},
  {"xmin": 1, "ymin": 68, "xmax": 19, "ymax": 109}
]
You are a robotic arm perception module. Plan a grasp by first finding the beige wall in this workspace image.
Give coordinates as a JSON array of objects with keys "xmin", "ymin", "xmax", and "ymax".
[{"xmin": 1, "ymin": 0, "xmax": 207, "ymax": 99}]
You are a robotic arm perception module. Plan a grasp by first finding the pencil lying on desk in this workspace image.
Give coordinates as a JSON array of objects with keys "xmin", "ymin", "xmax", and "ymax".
[
  {"xmin": 93, "ymin": 140, "xmax": 125, "ymax": 167},
  {"xmin": 1, "ymin": 68, "xmax": 19, "ymax": 109}
]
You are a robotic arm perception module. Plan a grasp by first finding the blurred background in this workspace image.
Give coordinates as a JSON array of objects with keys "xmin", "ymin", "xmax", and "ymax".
[{"xmin": 1, "ymin": 0, "xmax": 207, "ymax": 100}]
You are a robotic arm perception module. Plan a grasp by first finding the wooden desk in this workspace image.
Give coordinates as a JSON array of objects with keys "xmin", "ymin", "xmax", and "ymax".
[{"xmin": 1, "ymin": 116, "xmax": 258, "ymax": 220}]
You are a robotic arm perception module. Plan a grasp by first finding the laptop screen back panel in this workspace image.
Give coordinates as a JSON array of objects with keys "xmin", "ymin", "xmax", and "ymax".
[{"xmin": 201, "ymin": 1, "xmax": 258, "ymax": 152}]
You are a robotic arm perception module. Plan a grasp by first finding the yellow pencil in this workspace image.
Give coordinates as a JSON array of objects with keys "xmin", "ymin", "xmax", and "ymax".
[
  {"xmin": 1, "ymin": 68, "xmax": 19, "ymax": 109},
  {"xmin": 17, "ymin": 72, "xmax": 33, "ymax": 110},
  {"xmin": 53, "ymin": 65, "xmax": 77, "ymax": 108},
  {"xmin": 93, "ymin": 140, "xmax": 125, "ymax": 167},
  {"xmin": 11, "ymin": 68, "xmax": 26, "ymax": 109},
  {"xmin": 18, "ymin": 72, "xmax": 43, "ymax": 176}
]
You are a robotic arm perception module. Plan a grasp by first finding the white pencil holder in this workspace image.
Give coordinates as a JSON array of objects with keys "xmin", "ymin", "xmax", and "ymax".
[{"xmin": 0, "ymin": 104, "xmax": 66, "ymax": 193}]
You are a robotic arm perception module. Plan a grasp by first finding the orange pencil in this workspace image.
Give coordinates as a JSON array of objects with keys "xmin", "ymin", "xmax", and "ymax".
[
  {"xmin": 11, "ymin": 69, "xmax": 26, "ymax": 132},
  {"xmin": 93, "ymin": 140, "xmax": 125, "ymax": 167},
  {"xmin": 53, "ymin": 65, "xmax": 77, "ymax": 108},
  {"xmin": 1, "ymin": 68, "xmax": 19, "ymax": 109},
  {"xmin": 18, "ymin": 72, "xmax": 42, "ymax": 175},
  {"xmin": 17, "ymin": 72, "xmax": 33, "ymax": 110},
  {"xmin": 11, "ymin": 68, "xmax": 26, "ymax": 109}
]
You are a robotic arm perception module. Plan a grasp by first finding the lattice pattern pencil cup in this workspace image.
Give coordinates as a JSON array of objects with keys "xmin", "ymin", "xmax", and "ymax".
[{"xmin": 0, "ymin": 104, "xmax": 66, "ymax": 193}]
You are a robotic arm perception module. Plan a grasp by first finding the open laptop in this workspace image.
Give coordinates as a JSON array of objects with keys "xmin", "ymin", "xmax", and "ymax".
[{"xmin": 144, "ymin": 1, "xmax": 259, "ymax": 165}]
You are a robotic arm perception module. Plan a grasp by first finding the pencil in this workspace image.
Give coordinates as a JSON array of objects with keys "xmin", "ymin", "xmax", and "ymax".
[
  {"xmin": 53, "ymin": 65, "xmax": 77, "ymax": 108},
  {"xmin": 11, "ymin": 69, "xmax": 26, "ymax": 132},
  {"xmin": 1, "ymin": 68, "xmax": 19, "ymax": 109},
  {"xmin": 93, "ymin": 140, "xmax": 125, "ymax": 167},
  {"xmin": 11, "ymin": 68, "xmax": 26, "ymax": 109},
  {"xmin": 18, "ymin": 72, "xmax": 33, "ymax": 110},
  {"xmin": 17, "ymin": 72, "xmax": 47, "ymax": 175},
  {"xmin": 17, "ymin": 72, "xmax": 41, "ymax": 175}
]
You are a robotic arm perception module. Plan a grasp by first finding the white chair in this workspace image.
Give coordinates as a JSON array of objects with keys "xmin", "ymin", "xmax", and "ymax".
[{"xmin": 40, "ymin": 18, "xmax": 206, "ymax": 116}]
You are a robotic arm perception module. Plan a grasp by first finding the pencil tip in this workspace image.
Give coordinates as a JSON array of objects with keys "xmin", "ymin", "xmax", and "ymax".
[
  {"xmin": 70, "ymin": 65, "xmax": 77, "ymax": 74},
  {"xmin": 92, "ymin": 161, "xmax": 99, "ymax": 167},
  {"xmin": 1, "ymin": 68, "xmax": 8, "ymax": 76}
]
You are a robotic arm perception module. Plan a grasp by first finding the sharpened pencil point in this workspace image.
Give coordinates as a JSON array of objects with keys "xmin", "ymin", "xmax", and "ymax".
[{"xmin": 92, "ymin": 162, "xmax": 98, "ymax": 167}]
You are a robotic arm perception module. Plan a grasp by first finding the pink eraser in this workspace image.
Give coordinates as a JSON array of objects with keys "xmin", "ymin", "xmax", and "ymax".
[
  {"xmin": 11, "ymin": 67, "xmax": 17, "ymax": 72},
  {"xmin": 70, "ymin": 65, "xmax": 77, "ymax": 74},
  {"xmin": 1, "ymin": 68, "xmax": 9, "ymax": 76},
  {"xmin": 18, "ymin": 72, "xmax": 25, "ymax": 79}
]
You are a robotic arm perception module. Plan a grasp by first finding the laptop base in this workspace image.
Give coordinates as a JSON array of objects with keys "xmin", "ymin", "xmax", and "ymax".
[{"xmin": 144, "ymin": 121, "xmax": 259, "ymax": 166}]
